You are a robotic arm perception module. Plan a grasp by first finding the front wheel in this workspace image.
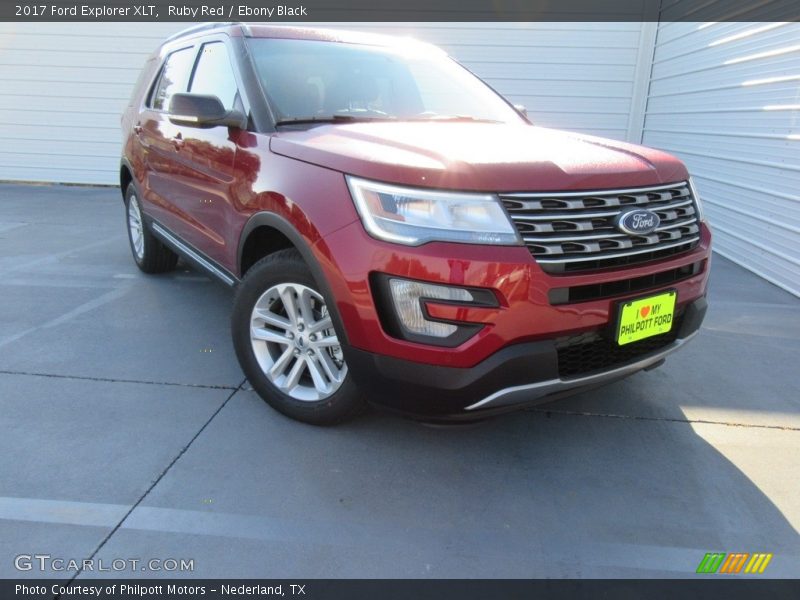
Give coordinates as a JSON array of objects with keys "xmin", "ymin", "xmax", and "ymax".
[{"xmin": 231, "ymin": 249, "xmax": 365, "ymax": 425}]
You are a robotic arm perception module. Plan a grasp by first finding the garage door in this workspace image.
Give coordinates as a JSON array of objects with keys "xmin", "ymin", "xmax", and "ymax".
[{"xmin": 641, "ymin": 22, "xmax": 800, "ymax": 296}]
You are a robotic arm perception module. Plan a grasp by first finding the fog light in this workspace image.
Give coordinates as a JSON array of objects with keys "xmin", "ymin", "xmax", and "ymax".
[{"xmin": 389, "ymin": 279, "xmax": 473, "ymax": 338}]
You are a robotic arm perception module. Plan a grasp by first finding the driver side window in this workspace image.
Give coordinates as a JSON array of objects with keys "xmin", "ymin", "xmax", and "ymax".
[{"xmin": 189, "ymin": 42, "xmax": 240, "ymax": 112}]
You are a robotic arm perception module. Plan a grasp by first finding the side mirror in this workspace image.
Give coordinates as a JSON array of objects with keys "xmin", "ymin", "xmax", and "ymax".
[
  {"xmin": 513, "ymin": 104, "xmax": 529, "ymax": 119},
  {"xmin": 168, "ymin": 93, "xmax": 247, "ymax": 129}
]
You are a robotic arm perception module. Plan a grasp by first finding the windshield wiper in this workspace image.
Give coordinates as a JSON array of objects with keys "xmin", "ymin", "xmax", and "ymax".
[
  {"xmin": 407, "ymin": 115, "xmax": 502, "ymax": 123},
  {"xmin": 274, "ymin": 114, "xmax": 500, "ymax": 127},
  {"xmin": 275, "ymin": 115, "xmax": 396, "ymax": 127}
]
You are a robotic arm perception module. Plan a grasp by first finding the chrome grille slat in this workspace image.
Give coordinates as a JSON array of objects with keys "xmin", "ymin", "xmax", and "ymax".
[
  {"xmin": 522, "ymin": 217, "xmax": 698, "ymax": 243},
  {"xmin": 502, "ymin": 182, "xmax": 701, "ymax": 273},
  {"xmin": 506, "ymin": 198, "xmax": 694, "ymax": 221},
  {"xmin": 535, "ymin": 237, "xmax": 700, "ymax": 264},
  {"xmin": 502, "ymin": 182, "xmax": 691, "ymax": 199}
]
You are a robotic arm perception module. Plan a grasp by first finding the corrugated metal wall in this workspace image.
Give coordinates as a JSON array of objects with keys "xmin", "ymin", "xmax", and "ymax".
[
  {"xmin": 641, "ymin": 21, "xmax": 800, "ymax": 296},
  {"xmin": 0, "ymin": 22, "xmax": 646, "ymax": 185},
  {"xmin": 0, "ymin": 23, "xmax": 181, "ymax": 185}
]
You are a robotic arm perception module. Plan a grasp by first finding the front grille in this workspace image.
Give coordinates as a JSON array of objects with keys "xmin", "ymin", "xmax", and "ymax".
[
  {"xmin": 549, "ymin": 260, "xmax": 705, "ymax": 305},
  {"xmin": 555, "ymin": 313, "xmax": 683, "ymax": 378},
  {"xmin": 501, "ymin": 182, "xmax": 701, "ymax": 273}
]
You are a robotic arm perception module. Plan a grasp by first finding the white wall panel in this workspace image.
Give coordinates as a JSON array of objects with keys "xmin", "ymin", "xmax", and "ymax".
[
  {"xmin": 0, "ymin": 22, "xmax": 645, "ymax": 185},
  {"xmin": 641, "ymin": 21, "xmax": 800, "ymax": 296},
  {"xmin": 0, "ymin": 22, "xmax": 183, "ymax": 185}
]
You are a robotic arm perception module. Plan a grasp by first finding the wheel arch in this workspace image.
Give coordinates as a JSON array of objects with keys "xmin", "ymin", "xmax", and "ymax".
[
  {"xmin": 238, "ymin": 212, "xmax": 350, "ymax": 346},
  {"xmin": 119, "ymin": 159, "xmax": 135, "ymax": 202},
  {"xmin": 239, "ymin": 224, "xmax": 294, "ymax": 277}
]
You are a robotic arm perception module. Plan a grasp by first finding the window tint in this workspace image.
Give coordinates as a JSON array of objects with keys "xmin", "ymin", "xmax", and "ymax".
[
  {"xmin": 151, "ymin": 47, "xmax": 195, "ymax": 111},
  {"xmin": 189, "ymin": 42, "xmax": 239, "ymax": 111}
]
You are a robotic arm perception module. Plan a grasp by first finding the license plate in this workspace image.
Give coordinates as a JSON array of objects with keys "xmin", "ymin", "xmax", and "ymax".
[{"xmin": 616, "ymin": 290, "xmax": 677, "ymax": 346}]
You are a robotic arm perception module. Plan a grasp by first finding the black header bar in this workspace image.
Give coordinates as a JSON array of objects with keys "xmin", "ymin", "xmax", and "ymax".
[
  {"xmin": 2, "ymin": 579, "xmax": 798, "ymax": 600},
  {"xmin": 3, "ymin": 0, "xmax": 800, "ymax": 22}
]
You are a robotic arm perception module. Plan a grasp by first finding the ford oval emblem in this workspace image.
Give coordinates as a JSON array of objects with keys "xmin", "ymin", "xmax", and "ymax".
[{"xmin": 615, "ymin": 209, "xmax": 661, "ymax": 235}]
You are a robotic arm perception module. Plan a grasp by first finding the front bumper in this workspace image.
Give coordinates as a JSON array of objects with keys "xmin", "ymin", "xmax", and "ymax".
[
  {"xmin": 345, "ymin": 296, "xmax": 707, "ymax": 419},
  {"xmin": 317, "ymin": 220, "xmax": 711, "ymax": 369}
]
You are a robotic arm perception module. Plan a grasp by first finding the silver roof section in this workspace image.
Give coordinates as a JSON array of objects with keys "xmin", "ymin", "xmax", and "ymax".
[{"xmin": 164, "ymin": 22, "xmax": 249, "ymax": 43}]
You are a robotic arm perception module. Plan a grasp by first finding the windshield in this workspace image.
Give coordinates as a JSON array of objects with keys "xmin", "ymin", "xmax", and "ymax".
[{"xmin": 246, "ymin": 38, "xmax": 523, "ymax": 124}]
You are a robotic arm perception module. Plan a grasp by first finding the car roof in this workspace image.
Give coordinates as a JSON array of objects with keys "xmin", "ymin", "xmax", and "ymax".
[{"xmin": 164, "ymin": 22, "xmax": 441, "ymax": 54}]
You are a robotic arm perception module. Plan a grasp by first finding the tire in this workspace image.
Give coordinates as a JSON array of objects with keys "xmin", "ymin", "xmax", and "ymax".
[
  {"xmin": 232, "ymin": 248, "xmax": 365, "ymax": 425},
  {"xmin": 124, "ymin": 184, "xmax": 178, "ymax": 274}
]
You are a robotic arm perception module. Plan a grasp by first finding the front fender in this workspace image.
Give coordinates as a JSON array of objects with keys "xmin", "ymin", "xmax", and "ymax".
[{"xmin": 237, "ymin": 210, "xmax": 353, "ymax": 346}]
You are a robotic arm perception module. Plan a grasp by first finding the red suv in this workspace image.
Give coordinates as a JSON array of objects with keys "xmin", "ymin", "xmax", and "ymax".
[{"xmin": 121, "ymin": 23, "xmax": 710, "ymax": 424}]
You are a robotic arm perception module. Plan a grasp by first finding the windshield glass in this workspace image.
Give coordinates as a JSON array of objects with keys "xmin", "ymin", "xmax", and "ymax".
[{"xmin": 246, "ymin": 38, "xmax": 523, "ymax": 124}]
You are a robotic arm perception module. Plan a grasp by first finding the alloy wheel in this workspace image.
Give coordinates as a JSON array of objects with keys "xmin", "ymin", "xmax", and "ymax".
[
  {"xmin": 249, "ymin": 283, "xmax": 347, "ymax": 401},
  {"xmin": 127, "ymin": 193, "xmax": 145, "ymax": 259}
]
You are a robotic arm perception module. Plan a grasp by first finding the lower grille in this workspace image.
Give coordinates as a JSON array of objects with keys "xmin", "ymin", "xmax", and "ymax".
[
  {"xmin": 556, "ymin": 313, "xmax": 683, "ymax": 378},
  {"xmin": 549, "ymin": 261, "xmax": 705, "ymax": 305},
  {"xmin": 501, "ymin": 182, "xmax": 701, "ymax": 273}
]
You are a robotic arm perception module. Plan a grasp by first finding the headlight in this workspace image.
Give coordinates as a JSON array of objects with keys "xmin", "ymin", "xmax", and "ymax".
[
  {"xmin": 688, "ymin": 177, "xmax": 706, "ymax": 222},
  {"xmin": 346, "ymin": 176, "xmax": 521, "ymax": 246}
]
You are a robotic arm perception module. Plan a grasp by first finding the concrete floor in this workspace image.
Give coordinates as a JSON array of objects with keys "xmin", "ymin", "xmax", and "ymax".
[{"xmin": 0, "ymin": 183, "xmax": 798, "ymax": 580}]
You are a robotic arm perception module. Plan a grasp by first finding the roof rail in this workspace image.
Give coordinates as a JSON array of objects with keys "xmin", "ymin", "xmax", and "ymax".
[{"xmin": 164, "ymin": 22, "xmax": 246, "ymax": 43}]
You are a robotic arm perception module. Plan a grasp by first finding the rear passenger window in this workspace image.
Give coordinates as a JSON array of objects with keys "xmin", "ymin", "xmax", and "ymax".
[
  {"xmin": 190, "ymin": 42, "xmax": 240, "ymax": 111},
  {"xmin": 150, "ymin": 46, "xmax": 195, "ymax": 111}
]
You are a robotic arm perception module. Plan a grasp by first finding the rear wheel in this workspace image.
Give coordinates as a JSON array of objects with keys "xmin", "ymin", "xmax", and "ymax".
[
  {"xmin": 232, "ymin": 249, "xmax": 364, "ymax": 425},
  {"xmin": 124, "ymin": 184, "xmax": 178, "ymax": 274}
]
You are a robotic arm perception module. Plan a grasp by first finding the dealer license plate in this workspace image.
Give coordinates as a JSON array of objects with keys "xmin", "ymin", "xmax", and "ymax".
[{"xmin": 616, "ymin": 290, "xmax": 677, "ymax": 346}]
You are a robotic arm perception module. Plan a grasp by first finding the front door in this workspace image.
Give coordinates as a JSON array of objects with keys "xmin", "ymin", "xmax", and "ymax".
[
  {"xmin": 135, "ymin": 43, "xmax": 197, "ymax": 236},
  {"xmin": 168, "ymin": 40, "xmax": 243, "ymax": 267}
]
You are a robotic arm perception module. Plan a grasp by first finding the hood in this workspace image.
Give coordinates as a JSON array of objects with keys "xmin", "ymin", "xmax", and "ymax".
[{"xmin": 269, "ymin": 122, "xmax": 688, "ymax": 192}]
